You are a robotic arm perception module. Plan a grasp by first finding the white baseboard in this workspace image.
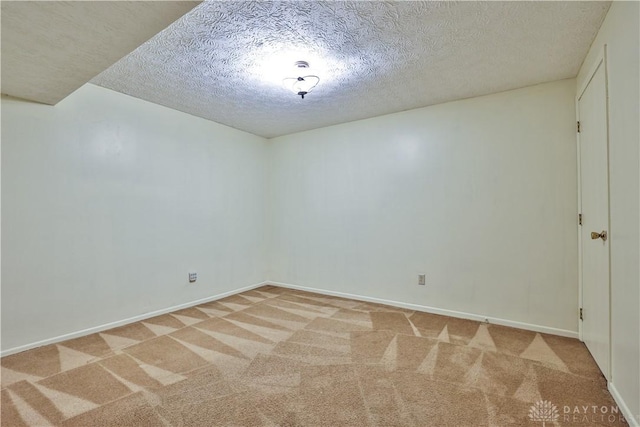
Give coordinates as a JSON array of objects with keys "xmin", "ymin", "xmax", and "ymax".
[
  {"xmin": 608, "ymin": 382, "xmax": 640, "ymax": 427},
  {"xmin": 268, "ymin": 281, "xmax": 579, "ymax": 339},
  {"xmin": 0, "ymin": 279, "xmax": 580, "ymax": 357},
  {"xmin": 0, "ymin": 281, "xmax": 268, "ymax": 357}
]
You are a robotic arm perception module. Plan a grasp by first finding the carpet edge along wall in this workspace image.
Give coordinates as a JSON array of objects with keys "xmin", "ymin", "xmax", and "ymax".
[{"xmin": 1, "ymin": 285, "xmax": 623, "ymax": 426}]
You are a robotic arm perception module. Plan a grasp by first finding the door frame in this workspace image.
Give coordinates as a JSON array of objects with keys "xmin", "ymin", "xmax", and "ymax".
[{"xmin": 576, "ymin": 44, "xmax": 611, "ymax": 379}]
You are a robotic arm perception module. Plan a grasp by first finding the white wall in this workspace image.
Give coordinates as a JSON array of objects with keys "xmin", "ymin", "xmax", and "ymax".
[
  {"xmin": 1, "ymin": 84, "xmax": 269, "ymax": 352},
  {"xmin": 577, "ymin": 1, "xmax": 640, "ymax": 423},
  {"xmin": 269, "ymin": 79, "xmax": 578, "ymax": 335}
]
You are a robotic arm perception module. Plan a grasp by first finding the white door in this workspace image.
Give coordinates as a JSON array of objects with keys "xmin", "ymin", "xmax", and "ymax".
[{"xmin": 578, "ymin": 53, "xmax": 610, "ymax": 379}]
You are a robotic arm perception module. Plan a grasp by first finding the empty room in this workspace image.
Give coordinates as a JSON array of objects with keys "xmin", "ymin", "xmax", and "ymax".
[{"xmin": 1, "ymin": 1, "xmax": 638, "ymax": 426}]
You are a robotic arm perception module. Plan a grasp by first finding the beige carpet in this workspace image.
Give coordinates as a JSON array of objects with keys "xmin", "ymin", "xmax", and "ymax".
[{"xmin": 1, "ymin": 285, "xmax": 626, "ymax": 426}]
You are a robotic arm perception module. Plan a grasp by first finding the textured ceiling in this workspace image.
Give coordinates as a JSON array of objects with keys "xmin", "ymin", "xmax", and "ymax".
[
  {"xmin": 91, "ymin": 1, "xmax": 610, "ymax": 138},
  {"xmin": 1, "ymin": 1, "xmax": 199, "ymax": 105}
]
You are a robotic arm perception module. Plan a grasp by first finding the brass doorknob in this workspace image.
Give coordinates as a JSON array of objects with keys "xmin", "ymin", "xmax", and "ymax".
[{"xmin": 591, "ymin": 230, "xmax": 607, "ymax": 241}]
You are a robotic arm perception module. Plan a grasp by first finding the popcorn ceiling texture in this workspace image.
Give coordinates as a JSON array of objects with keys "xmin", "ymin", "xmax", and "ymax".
[
  {"xmin": 0, "ymin": 1, "xmax": 199, "ymax": 105},
  {"xmin": 92, "ymin": 1, "xmax": 610, "ymax": 138}
]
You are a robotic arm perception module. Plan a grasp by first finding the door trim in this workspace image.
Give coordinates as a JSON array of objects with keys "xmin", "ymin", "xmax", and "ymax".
[{"xmin": 576, "ymin": 44, "xmax": 612, "ymax": 380}]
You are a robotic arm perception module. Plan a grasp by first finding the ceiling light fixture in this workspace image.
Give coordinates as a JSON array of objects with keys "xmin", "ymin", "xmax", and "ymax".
[{"xmin": 282, "ymin": 61, "xmax": 319, "ymax": 99}]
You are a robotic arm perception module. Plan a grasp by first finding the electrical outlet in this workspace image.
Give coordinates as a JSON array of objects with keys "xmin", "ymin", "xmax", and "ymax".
[
  {"xmin": 418, "ymin": 274, "xmax": 426, "ymax": 286},
  {"xmin": 189, "ymin": 272, "xmax": 197, "ymax": 283}
]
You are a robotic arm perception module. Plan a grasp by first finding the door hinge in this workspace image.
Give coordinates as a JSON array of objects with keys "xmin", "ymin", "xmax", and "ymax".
[
  {"xmin": 577, "ymin": 121, "xmax": 581, "ymax": 133},
  {"xmin": 580, "ymin": 308, "xmax": 583, "ymax": 321},
  {"xmin": 578, "ymin": 213, "xmax": 582, "ymax": 225}
]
